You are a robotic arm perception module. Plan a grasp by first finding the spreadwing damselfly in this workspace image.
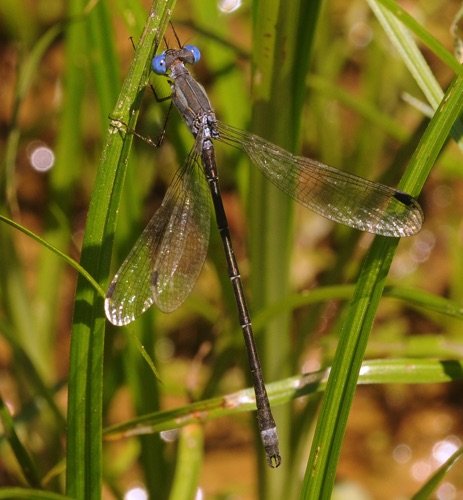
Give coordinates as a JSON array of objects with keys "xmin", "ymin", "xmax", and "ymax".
[{"xmin": 105, "ymin": 43, "xmax": 423, "ymax": 468}]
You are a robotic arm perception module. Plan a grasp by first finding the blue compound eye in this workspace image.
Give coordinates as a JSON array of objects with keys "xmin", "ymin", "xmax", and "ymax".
[
  {"xmin": 184, "ymin": 45, "xmax": 200, "ymax": 64},
  {"xmin": 152, "ymin": 54, "xmax": 167, "ymax": 75}
]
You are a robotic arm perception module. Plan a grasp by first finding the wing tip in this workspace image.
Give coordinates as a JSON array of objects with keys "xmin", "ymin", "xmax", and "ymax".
[
  {"xmin": 104, "ymin": 285, "xmax": 138, "ymax": 326},
  {"xmin": 393, "ymin": 190, "xmax": 415, "ymax": 206}
]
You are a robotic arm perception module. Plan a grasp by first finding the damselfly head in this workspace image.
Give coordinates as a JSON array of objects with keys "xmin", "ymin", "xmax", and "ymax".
[{"xmin": 152, "ymin": 45, "xmax": 201, "ymax": 75}]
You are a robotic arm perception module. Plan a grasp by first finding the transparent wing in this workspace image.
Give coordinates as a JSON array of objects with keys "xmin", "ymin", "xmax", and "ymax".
[
  {"xmin": 217, "ymin": 121, "xmax": 423, "ymax": 237},
  {"xmin": 105, "ymin": 150, "xmax": 210, "ymax": 326}
]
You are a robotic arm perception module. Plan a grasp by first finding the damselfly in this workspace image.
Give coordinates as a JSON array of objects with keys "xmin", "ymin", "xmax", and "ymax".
[{"xmin": 105, "ymin": 43, "xmax": 423, "ymax": 468}]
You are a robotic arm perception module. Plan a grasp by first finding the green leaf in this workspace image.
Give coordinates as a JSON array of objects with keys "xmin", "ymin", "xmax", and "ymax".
[
  {"xmin": 301, "ymin": 71, "xmax": 463, "ymax": 500},
  {"xmin": 65, "ymin": 1, "xmax": 176, "ymax": 498},
  {"xmin": 412, "ymin": 447, "xmax": 463, "ymax": 499}
]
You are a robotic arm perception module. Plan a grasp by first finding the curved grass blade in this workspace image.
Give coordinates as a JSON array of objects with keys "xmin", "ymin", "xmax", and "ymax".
[
  {"xmin": 412, "ymin": 447, "xmax": 463, "ymax": 500},
  {"xmin": 103, "ymin": 358, "xmax": 463, "ymax": 439},
  {"xmin": 0, "ymin": 215, "xmax": 104, "ymax": 296}
]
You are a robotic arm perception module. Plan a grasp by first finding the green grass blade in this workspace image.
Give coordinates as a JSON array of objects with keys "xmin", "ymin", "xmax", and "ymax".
[
  {"xmin": 64, "ymin": 1, "xmax": 119, "ymax": 496},
  {"xmin": 103, "ymin": 358, "xmax": 463, "ymax": 439},
  {"xmin": 249, "ymin": 285, "xmax": 463, "ymax": 336},
  {"xmin": 368, "ymin": 0, "xmax": 463, "ymax": 148},
  {"xmin": 250, "ymin": 1, "xmax": 323, "ymax": 494},
  {"xmin": 251, "ymin": 0, "xmax": 296, "ymax": 491},
  {"xmin": 0, "ymin": 319, "xmax": 66, "ymax": 430},
  {"xmin": 0, "ymin": 215, "xmax": 104, "ymax": 295},
  {"xmin": 412, "ymin": 447, "xmax": 463, "ymax": 500},
  {"xmin": 65, "ymin": 1, "xmax": 175, "ymax": 497},
  {"xmin": 374, "ymin": 0, "xmax": 463, "ymax": 77},
  {"xmin": 168, "ymin": 425, "xmax": 204, "ymax": 500},
  {"xmin": 384, "ymin": 286, "xmax": 463, "ymax": 319},
  {"xmin": 301, "ymin": 73, "xmax": 463, "ymax": 499},
  {"xmin": 0, "ymin": 489, "xmax": 72, "ymax": 500},
  {"xmin": 0, "ymin": 394, "xmax": 41, "ymax": 488}
]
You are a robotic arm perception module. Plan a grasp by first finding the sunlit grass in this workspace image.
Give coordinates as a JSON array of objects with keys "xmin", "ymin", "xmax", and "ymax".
[{"xmin": 1, "ymin": 0, "xmax": 463, "ymax": 499}]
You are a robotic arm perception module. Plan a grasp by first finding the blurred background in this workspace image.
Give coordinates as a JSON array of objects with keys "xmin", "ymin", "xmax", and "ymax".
[{"xmin": 1, "ymin": 0, "xmax": 463, "ymax": 498}]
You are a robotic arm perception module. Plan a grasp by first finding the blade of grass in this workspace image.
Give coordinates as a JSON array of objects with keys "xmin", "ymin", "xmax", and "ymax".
[
  {"xmin": 384, "ymin": 286, "xmax": 463, "ymax": 319},
  {"xmin": 375, "ymin": 0, "xmax": 463, "ymax": 77},
  {"xmin": 65, "ymin": 1, "xmax": 175, "ymax": 498},
  {"xmin": 103, "ymin": 358, "xmax": 463, "ymax": 439},
  {"xmin": 0, "ymin": 319, "xmax": 66, "ymax": 431},
  {"xmin": 250, "ymin": 0, "xmax": 322, "ymax": 494},
  {"xmin": 0, "ymin": 489, "xmax": 72, "ymax": 500},
  {"xmin": 250, "ymin": 285, "xmax": 463, "ymax": 334},
  {"xmin": 412, "ymin": 447, "xmax": 463, "ymax": 500},
  {"xmin": 0, "ymin": 394, "xmax": 41, "ymax": 488},
  {"xmin": 168, "ymin": 425, "xmax": 204, "ymax": 500},
  {"xmin": 368, "ymin": 0, "xmax": 463, "ymax": 147},
  {"xmin": 64, "ymin": 1, "xmax": 119, "ymax": 496},
  {"xmin": 252, "ymin": 0, "xmax": 296, "ymax": 491},
  {"xmin": 301, "ymin": 72, "xmax": 463, "ymax": 499},
  {"xmin": 0, "ymin": 215, "xmax": 104, "ymax": 295}
]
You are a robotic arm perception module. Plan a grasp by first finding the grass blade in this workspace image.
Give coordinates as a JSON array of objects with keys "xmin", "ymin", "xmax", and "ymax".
[
  {"xmin": 368, "ymin": 0, "xmax": 463, "ymax": 148},
  {"xmin": 250, "ymin": 0, "xmax": 323, "ymax": 494},
  {"xmin": 0, "ymin": 394, "xmax": 41, "ymax": 488},
  {"xmin": 412, "ymin": 447, "xmax": 463, "ymax": 499},
  {"xmin": 0, "ymin": 489, "xmax": 72, "ymax": 500},
  {"xmin": 301, "ymin": 73, "xmax": 463, "ymax": 499},
  {"xmin": 103, "ymin": 358, "xmax": 463, "ymax": 439},
  {"xmin": 0, "ymin": 215, "xmax": 104, "ymax": 295},
  {"xmin": 65, "ymin": 1, "xmax": 176, "ymax": 497},
  {"xmin": 168, "ymin": 425, "xmax": 204, "ymax": 500}
]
